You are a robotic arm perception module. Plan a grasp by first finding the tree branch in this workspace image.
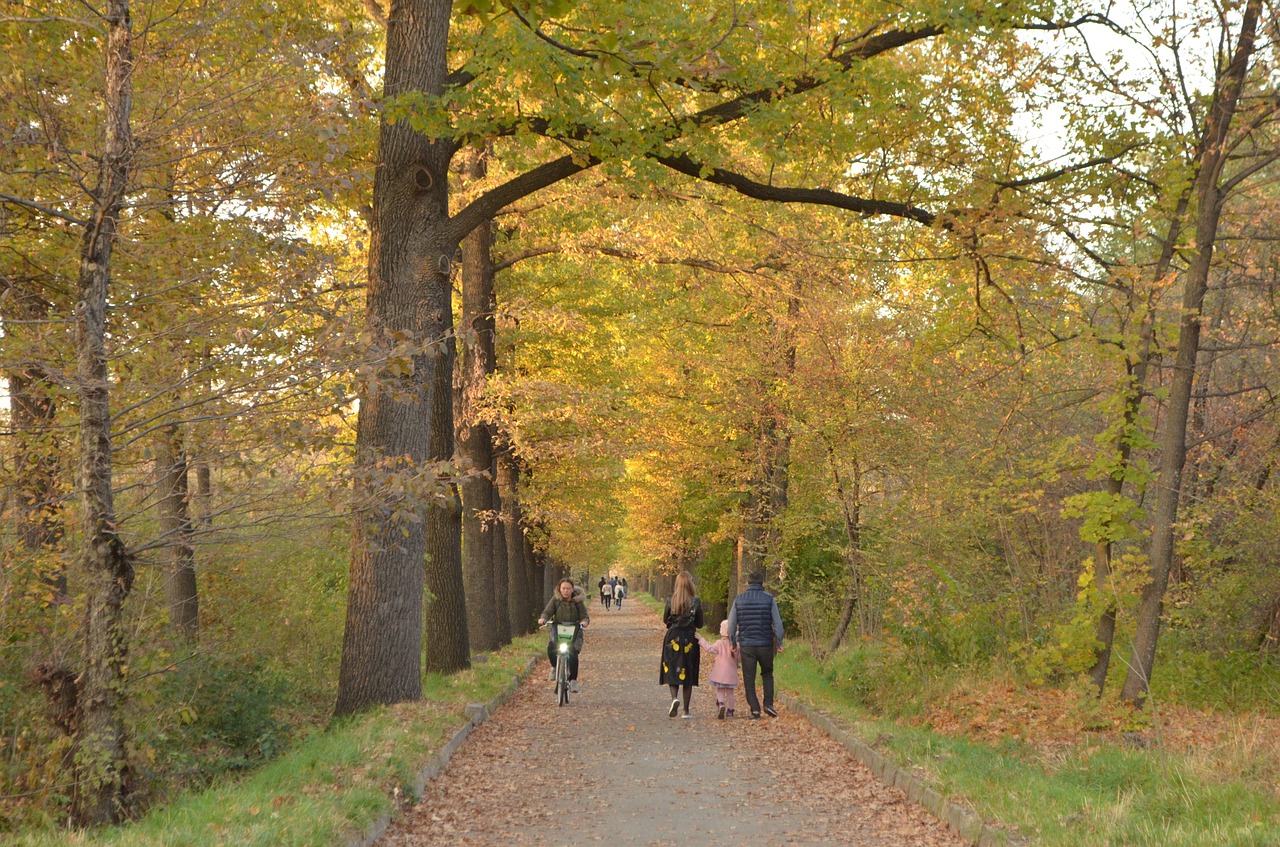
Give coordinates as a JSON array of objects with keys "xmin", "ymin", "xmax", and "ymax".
[
  {"xmin": 362, "ymin": 0, "xmax": 386, "ymax": 27},
  {"xmin": 651, "ymin": 153, "xmax": 939, "ymax": 226},
  {"xmin": 995, "ymin": 149, "xmax": 1138, "ymax": 189},
  {"xmin": 448, "ymin": 153, "xmax": 600, "ymax": 243},
  {"xmin": 493, "ymin": 246, "xmax": 561, "ymax": 273},
  {"xmin": 0, "ymin": 192, "xmax": 88, "ymax": 227}
]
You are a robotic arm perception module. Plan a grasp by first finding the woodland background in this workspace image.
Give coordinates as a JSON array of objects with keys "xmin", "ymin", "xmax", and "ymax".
[{"xmin": 3, "ymin": 0, "xmax": 1280, "ymax": 837}]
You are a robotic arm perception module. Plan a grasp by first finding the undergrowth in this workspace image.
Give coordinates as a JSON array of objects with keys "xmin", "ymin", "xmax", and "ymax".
[{"xmin": 780, "ymin": 643, "xmax": 1280, "ymax": 847}]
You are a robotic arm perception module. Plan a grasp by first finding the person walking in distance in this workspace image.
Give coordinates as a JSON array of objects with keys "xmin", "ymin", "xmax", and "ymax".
[
  {"xmin": 659, "ymin": 571, "xmax": 704, "ymax": 718},
  {"xmin": 727, "ymin": 570, "xmax": 784, "ymax": 719}
]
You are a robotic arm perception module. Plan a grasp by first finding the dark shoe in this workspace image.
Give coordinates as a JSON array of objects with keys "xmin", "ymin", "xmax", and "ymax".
[
  {"xmin": 669, "ymin": 699, "xmax": 680, "ymax": 718},
  {"xmin": 727, "ymin": 709, "xmax": 735, "ymax": 718},
  {"xmin": 717, "ymin": 705, "xmax": 727, "ymax": 720},
  {"xmin": 764, "ymin": 706, "xmax": 778, "ymax": 717},
  {"xmin": 750, "ymin": 712, "xmax": 761, "ymax": 720}
]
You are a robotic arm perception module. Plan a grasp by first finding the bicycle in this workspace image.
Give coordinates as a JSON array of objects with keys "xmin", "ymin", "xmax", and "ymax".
[{"xmin": 541, "ymin": 620, "xmax": 581, "ymax": 706}]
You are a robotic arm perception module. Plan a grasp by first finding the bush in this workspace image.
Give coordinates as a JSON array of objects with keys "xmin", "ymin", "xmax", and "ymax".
[{"xmin": 148, "ymin": 654, "xmax": 291, "ymax": 779}]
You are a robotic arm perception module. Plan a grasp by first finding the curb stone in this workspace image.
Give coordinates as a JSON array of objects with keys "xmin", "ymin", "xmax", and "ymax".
[
  {"xmin": 777, "ymin": 692, "xmax": 1030, "ymax": 847},
  {"xmin": 349, "ymin": 654, "xmax": 541, "ymax": 847}
]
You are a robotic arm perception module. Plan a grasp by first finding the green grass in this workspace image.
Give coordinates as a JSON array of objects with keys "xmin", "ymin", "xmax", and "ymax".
[
  {"xmin": 779, "ymin": 645, "xmax": 1280, "ymax": 847},
  {"xmin": 12, "ymin": 636, "xmax": 542, "ymax": 847}
]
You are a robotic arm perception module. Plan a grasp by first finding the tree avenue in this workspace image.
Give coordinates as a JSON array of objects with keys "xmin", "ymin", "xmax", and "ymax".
[
  {"xmin": 5, "ymin": 0, "xmax": 1280, "ymax": 831},
  {"xmin": 333, "ymin": 0, "xmax": 1100, "ymax": 714}
]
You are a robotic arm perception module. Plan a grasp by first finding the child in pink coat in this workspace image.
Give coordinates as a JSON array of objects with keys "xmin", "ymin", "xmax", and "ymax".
[{"xmin": 698, "ymin": 620, "xmax": 741, "ymax": 719}]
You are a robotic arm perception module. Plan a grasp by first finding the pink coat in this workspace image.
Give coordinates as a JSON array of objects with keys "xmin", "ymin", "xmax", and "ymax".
[{"xmin": 699, "ymin": 636, "xmax": 740, "ymax": 687}]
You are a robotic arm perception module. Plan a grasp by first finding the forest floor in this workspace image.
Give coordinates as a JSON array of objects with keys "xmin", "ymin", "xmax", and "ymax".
[{"xmin": 375, "ymin": 598, "xmax": 967, "ymax": 847}]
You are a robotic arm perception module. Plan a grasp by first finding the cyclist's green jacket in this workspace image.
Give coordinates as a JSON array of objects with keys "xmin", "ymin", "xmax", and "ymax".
[{"xmin": 542, "ymin": 589, "xmax": 589, "ymax": 650}]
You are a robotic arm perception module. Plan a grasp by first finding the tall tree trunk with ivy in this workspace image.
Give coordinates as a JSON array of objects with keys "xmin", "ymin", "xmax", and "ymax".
[
  {"xmin": 72, "ymin": 0, "xmax": 137, "ymax": 824},
  {"xmin": 5, "ymin": 278, "xmax": 66, "ymax": 598}
]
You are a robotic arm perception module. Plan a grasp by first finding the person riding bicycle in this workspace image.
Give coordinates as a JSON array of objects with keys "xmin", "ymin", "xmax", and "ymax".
[{"xmin": 538, "ymin": 578, "xmax": 590, "ymax": 693}]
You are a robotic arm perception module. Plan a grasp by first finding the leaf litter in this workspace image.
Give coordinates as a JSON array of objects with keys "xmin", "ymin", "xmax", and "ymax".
[{"xmin": 376, "ymin": 599, "xmax": 966, "ymax": 846}]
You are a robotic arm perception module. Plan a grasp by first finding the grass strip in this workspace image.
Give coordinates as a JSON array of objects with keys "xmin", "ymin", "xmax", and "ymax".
[
  {"xmin": 13, "ymin": 636, "xmax": 542, "ymax": 847},
  {"xmin": 779, "ymin": 645, "xmax": 1280, "ymax": 847}
]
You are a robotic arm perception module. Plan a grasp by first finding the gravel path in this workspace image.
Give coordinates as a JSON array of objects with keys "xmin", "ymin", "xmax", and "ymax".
[{"xmin": 376, "ymin": 596, "xmax": 967, "ymax": 847}]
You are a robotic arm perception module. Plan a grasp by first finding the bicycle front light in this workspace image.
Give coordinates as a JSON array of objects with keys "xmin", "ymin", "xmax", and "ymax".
[{"xmin": 558, "ymin": 642, "xmax": 569, "ymax": 654}]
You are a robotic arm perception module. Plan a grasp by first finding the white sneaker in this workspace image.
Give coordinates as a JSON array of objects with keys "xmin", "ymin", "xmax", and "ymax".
[{"xmin": 570, "ymin": 680, "xmax": 579, "ymax": 694}]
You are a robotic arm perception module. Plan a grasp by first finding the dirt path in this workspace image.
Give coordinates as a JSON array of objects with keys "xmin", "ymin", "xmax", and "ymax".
[{"xmin": 377, "ymin": 596, "xmax": 966, "ymax": 847}]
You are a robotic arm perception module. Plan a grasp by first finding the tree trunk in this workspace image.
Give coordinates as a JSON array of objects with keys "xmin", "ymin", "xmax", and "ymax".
[
  {"xmin": 424, "ymin": 483, "xmax": 470, "ymax": 673},
  {"xmin": 335, "ymin": 0, "xmax": 466, "ymax": 715},
  {"xmin": 1088, "ymin": 196, "xmax": 1183, "ymax": 695},
  {"xmin": 457, "ymin": 147, "xmax": 501, "ymax": 652},
  {"xmin": 726, "ymin": 541, "xmax": 740, "ymax": 615},
  {"xmin": 526, "ymin": 534, "xmax": 544, "ymax": 618},
  {"xmin": 155, "ymin": 425, "xmax": 198, "ymax": 637},
  {"xmin": 539, "ymin": 555, "xmax": 565, "ymax": 604},
  {"xmin": 491, "ymin": 481, "xmax": 512, "ymax": 638},
  {"xmin": 192, "ymin": 459, "xmax": 212, "ymax": 530},
  {"xmin": 3, "ymin": 276, "xmax": 67, "ymax": 598},
  {"xmin": 71, "ymin": 0, "xmax": 136, "ymax": 825},
  {"xmin": 827, "ymin": 449, "xmax": 863, "ymax": 654},
  {"xmin": 8, "ymin": 360, "xmax": 66, "ymax": 598},
  {"xmin": 1121, "ymin": 0, "xmax": 1262, "ymax": 706},
  {"xmin": 424, "ymin": 238, "xmax": 471, "ymax": 673},
  {"xmin": 496, "ymin": 447, "xmax": 531, "ymax": 635}
]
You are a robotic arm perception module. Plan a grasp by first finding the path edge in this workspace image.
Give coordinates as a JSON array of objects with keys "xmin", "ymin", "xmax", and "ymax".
[
  {"xmin": 347, "ymin": 654, "xmax": 541, "ymax": 847},
  {"xmin": 777, "ymin": 692, "xmax": 1030, "ymax": 847}
]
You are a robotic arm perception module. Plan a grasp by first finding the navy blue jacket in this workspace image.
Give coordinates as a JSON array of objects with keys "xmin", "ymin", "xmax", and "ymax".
[{"xmin": 728, "ymin": 583, "xmax": 784, "ymax": 649}]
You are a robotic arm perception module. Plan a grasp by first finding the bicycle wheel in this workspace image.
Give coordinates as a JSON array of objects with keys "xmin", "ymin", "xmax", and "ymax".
[{"xmin": 557, "ymin": 658, "xmax": 569, "ymax": 706}]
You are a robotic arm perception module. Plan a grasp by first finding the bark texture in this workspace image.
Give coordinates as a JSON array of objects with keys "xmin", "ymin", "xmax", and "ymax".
[
  {"xmin": 335, "ymin": 0, "xmax": 466, "ymax": 715},
  {"xmin": 457, "ymin": 148, "xmax": 500, "ymax": 652},
  {"xmin": 71, "ymin": 0, "xmax": 136, "ymax": 825},
  {"xmin": 494, "ymin": 449, "xmax": 531, "ymax": 634},
  {"xmin": 7, "ymin": 340, "xmax": 66, "ymax": 597},
  {"xmin": 155, "ymin": 425, "xmax": 198, "ymax": 638}
]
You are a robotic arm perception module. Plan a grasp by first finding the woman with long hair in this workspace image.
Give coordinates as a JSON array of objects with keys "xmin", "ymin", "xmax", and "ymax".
[{"xmin": 659, "ymin": 571, "xmax": 704, "ymax": 718}]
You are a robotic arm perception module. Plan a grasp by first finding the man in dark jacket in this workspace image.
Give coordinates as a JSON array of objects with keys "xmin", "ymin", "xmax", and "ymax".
[{"xmin": 727, "ymin": 570, "xmax": 785, "ymax": 719}]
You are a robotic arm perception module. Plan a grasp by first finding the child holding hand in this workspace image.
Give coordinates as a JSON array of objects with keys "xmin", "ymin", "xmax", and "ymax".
[{"xmin": 698, "ymin": 619, "xmax": 741, "ymax": 719}]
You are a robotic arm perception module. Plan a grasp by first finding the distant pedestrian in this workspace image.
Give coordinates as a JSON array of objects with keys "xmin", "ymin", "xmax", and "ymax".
[
  {"xmin": 698, "ymin": 619, "xmax": 741, "ymax": 719},
  {"xmin": 599, "ymin": 576, "xmax": 610, "ymax": 608},
  {"xmin": 613, "ymin": 579, "xmax": 624, "ymax": 609},
  {"xmin": 727, "ymin": 570, "xmax": 784, "ymax": 719},
  {"xmin": 659, "ymin": 571, "xmax": 703, "ymax": 718}
]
